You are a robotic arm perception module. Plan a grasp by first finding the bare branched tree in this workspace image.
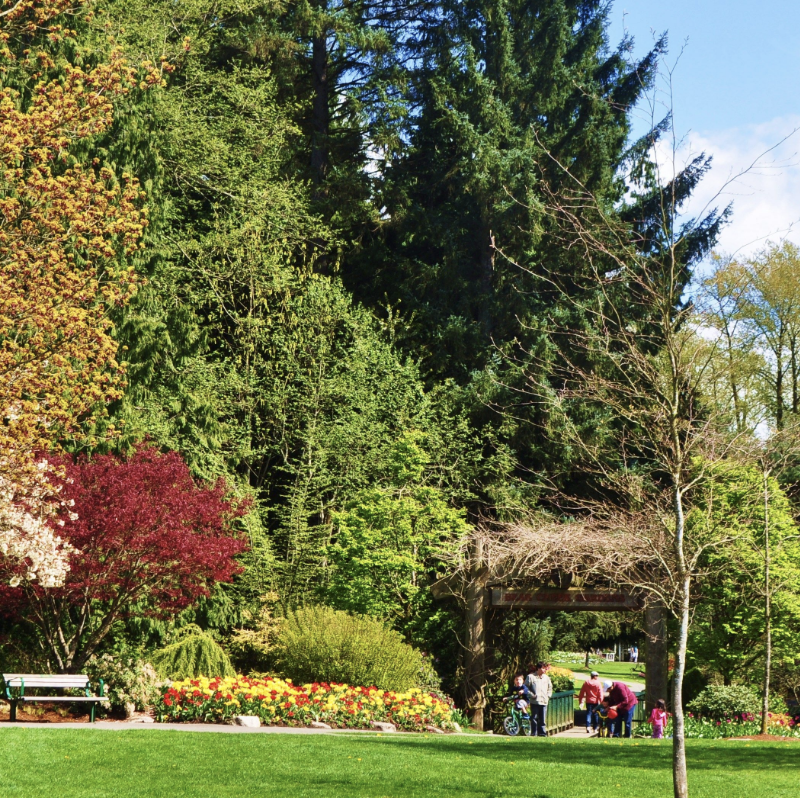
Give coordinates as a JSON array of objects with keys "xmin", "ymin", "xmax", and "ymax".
[
  {"xmin": 735, "ymin": 428, "xmax": 800, "ymax": 734},
  {"xmin": 485, "ymin": 50, "xmax": 787, "ymax": 797}
]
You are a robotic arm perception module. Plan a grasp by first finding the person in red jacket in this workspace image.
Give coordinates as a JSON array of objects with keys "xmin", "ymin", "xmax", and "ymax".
[
  {"xmin": 603, "ymin": 680, "xmax": 638, "ymax": 738},
  {"xmin": 577, "ymin": 671, "xmax": 605, "ymax": 734}
]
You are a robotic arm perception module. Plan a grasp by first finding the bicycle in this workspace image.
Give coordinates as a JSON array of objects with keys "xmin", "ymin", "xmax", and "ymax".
[{"xmin": 502, "ymin": 699, "xmax": 534, "ymax": 736}]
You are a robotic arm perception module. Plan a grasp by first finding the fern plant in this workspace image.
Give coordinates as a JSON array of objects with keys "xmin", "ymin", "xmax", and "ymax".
[{"xmin": 151, "ymin": 625, "xmax": 236, "ymax": 680}]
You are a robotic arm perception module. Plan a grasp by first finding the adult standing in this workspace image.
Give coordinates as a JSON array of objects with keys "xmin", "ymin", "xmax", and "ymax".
[
  {"xmin": 577, "ymin": 670, "xmax": 604, "ymax": 734},
  {"xmin": 604, "ymin": 680, "xmax": 638, "ymax": 738},
  {"xmin": 526, "ymin": 662, "xmax": 553, "ymax": 737}
]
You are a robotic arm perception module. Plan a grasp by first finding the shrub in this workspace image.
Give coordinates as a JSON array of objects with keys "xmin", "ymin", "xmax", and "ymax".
[
  {"xmin": 228, "ymin": 602, "xmax": 280, "ymax": 672},
  {"xmin": 151, "ymin": 625, "xmax": 236, "ymax": 680},
  {"xmin": 84, "ymin": 653, "xmax": 160, "ymax": 713},
  {"xmin": 549, "ymin": 667, "xmax": 574, "ymax": 692},
  {"xmin": 274, "ymin": 606, "xmax": 423, "ymax": 691},
  {"xmin": 687, "ymin": 685, "xmax": 761, "ymax": 719},
  {"xmin": 769, "ymin": 692, "xmax": 789, "ymax": 716}
]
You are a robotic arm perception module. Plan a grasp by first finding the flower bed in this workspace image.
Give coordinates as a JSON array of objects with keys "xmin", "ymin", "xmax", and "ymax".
[
  {"xmin": 676, "ymin": 712, "xmax": 800, "ymax": 739},
  {"xmin": 550, "ymin": 651, "xmax": 606, "ymax": 667},
  {"xmin": 155, "ymin": 675, "xmax": 457, "ymax": 731}
]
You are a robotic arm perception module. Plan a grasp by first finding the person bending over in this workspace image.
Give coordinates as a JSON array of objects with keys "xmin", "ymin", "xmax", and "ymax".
[{"xmin": 603, "ymin": 680, "xmax": 638, "ymax": 738}]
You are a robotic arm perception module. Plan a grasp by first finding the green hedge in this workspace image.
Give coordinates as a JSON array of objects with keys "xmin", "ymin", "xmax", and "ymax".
[
  {"xmin": 687, "ymin": 685, "xmax": 761, "ymax": 719},
  {"xmin": 274, "ymin": 606, "xmax": 424, "ymax": 691}
]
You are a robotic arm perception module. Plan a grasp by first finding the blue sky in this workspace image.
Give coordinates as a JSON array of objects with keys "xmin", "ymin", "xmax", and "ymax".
[{"xmin": 607, "ymin": 0, "xmax": 800, "ymax": 256}]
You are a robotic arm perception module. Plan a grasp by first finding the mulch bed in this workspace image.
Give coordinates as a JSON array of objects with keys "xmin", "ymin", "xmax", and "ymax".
[
  {"xmin": 0, "ymin": 702, "xmax": 138, "ymax": 723},
  {"xmin": 0, "ymin": 705, "xmax": 92, "ymax": 723}
]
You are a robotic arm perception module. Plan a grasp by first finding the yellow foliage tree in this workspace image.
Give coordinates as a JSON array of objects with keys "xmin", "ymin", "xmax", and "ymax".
[{"xmin": 0, "ymin": 0, "xmax": 152, "ymax": 583}]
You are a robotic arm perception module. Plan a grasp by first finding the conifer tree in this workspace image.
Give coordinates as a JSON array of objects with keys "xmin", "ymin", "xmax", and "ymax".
[{"xmin": 349, "ymin": 0, "xmax": 660, "ymax": 382}]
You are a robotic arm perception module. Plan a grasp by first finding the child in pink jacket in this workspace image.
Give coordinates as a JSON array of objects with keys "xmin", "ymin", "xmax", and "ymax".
[{"xmin": 649, "ymin": 699, "xmax": 669, "ymax": 738}]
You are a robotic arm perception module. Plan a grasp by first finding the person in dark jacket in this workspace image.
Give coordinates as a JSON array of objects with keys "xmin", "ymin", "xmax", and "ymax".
[
  {"xmin": 603, "ymin": 680, "xmax": 638, "ymax": 738},
  {"xmin": 503, "ymin": 673, "xmax": 533, "ymax": 717}
]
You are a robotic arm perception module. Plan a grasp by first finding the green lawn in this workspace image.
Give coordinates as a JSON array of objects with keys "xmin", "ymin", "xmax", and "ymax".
[
  {"xmin": 551, "ymin": 659, "xmax": 645, "ymax": 684},
  {"xmin": 0, "ymin": 728, "xmax": 796, "ymax": 798}
]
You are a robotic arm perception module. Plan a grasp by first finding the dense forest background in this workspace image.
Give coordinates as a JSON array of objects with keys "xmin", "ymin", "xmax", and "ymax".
[
  {"xmin": 3, "ymin": 0, "xmax": 799, "ymax": 713},
  {"xmin": 89, "ymin": 0, "xmax": 672, "ymax": 683}
]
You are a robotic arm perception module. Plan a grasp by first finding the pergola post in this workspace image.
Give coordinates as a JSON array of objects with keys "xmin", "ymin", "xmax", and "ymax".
[
  {"xmin": 464, "ymin": 574, "xmax": 489, "ymax": 729},
  {"xmin": 644, "ymin": 601, "xmax": 669, "ymax": 712}
]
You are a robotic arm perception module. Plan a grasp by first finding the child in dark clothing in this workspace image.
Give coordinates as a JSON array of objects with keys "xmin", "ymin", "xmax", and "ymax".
[{"xmin": 503, "ymin": 673, "xmax": 533, "ymax": 716}]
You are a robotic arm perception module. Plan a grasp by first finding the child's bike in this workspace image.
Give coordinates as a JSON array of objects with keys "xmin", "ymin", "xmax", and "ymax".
[{"xmin": 502, "ymin": 702, "xmax": 533, "ymax": 736}]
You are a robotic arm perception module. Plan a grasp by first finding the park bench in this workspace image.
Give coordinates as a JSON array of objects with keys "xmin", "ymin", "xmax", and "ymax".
[{"xmin": 2, "ymin": 674, "xmax": 108, "ymax": 722}]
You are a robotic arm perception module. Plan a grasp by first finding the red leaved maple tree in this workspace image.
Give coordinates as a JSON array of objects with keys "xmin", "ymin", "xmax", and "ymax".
[{"xmin": 7, "ymin": 446, "xmax": 248, "ymax": 671}]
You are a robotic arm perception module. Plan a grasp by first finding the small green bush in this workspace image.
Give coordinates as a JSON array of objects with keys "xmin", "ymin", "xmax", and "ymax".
[
  {"xmin": 768, "ymin": 692, "xmax": 789, "ymax": 715},
  {"xmin": 84, "ymin": 653, "xmax": 160, "ymax": 713},
  {"xmin": 687, "ymin": 684, "xmax": 761, "ymax": 719},
  {"xmin": 549, "ymin": 668, "xmax": 575, "ymax": 692},
  {"xmin": 274, "ymin": 606, "xmax": 423, "ymax": 691},
  {"xmin": 151, "ymin": 625, "xmax": 236, "ymax": 680}
]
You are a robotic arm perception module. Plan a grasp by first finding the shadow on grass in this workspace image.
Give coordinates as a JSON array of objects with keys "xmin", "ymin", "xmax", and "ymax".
[{"xmin": 338, "ymin": 736, "xmax": 799, "ymax": 772}]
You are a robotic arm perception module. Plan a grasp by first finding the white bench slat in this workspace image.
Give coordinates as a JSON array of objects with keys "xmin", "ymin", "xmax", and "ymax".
[
  {"xmin": 21, "ymin": 696, "xmax": 108, "ymax": 702},
  {"xmin": 3, "ymin": 673, "xmax": 90, "ymax": 680},
  {"xmin": 2, "ymin": 673, "xmax": 89, "ymax": 679},
  {"xmin": 3, "ymin": 674, "xmax": 90, "ymax": 688}
]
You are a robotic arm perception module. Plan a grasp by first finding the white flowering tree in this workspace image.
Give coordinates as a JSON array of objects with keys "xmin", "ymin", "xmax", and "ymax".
[{"xmin": 0, "ymin": 463, "xmax": 74, "ymax": 588}]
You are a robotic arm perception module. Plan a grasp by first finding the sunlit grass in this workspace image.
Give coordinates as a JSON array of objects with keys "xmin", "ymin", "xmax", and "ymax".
[{"xmin": 1, "ymin": 728, "xmax": 796, "ymax": 798}]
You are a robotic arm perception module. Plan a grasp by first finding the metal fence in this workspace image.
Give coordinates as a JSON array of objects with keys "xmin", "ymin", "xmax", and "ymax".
[
  {"xmin": 547, "ymin": 689, "xmax": 575, "ymax": 734},
  {"xmin": 633, "ymin": 691, "xmax": 647, "ymax": 725},
  {"xmin": 489, "ymin": 690, "xmax": 576, "ymax": 734},
  {"xmin": 491, "ymin": 688, "xmax": 647, "ymax": 735}
]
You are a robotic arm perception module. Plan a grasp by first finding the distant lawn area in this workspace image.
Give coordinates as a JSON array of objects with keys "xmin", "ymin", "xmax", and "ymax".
[
  {"xmin": 0, "ymin": 728, "xmax": 796, "ymax": 798},
  {"xmin": 551, "ymin": 659, "xmax": 646, "ymax": 684}
]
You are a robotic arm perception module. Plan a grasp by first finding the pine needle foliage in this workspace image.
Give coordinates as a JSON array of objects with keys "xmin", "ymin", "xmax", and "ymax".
[
  {"xmin": 274, "ymin": 606, "xmax": 424, "ymax": 691},
  {"xmin": 151, "ymin": 625, "xmax": 236, "ymax": 680}
]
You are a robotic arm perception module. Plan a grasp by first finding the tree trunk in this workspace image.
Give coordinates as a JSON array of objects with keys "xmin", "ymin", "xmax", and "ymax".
[
  {"xmin": 776, "ymin": 353, "xmax": 784, "ymax": 429},
  {"xmin": 584, "ymin": 649, "xmax": 591, "ymax": 669},
  {"xmin": 464, "ymin": 541, "xmax": 488, "ymax": 729},
  {"xmin": 478, "ymin": 220, "xmax": 495, "ymax": 338},
  {"xmin": 310, "ymin": 13, "xmax": 329, "ymax": 189},
  {"xmin": 672, "ymin": 484, "xmax": 690, "ymax": 798},
  {"xmin": 761, "ymin": 467, "xmax": 772, "ymax": 735},
  {"xmin": 645, "ymin": 601, "xmax": 669, "ymax": 713},
  {"xmin": 310, "ymin": 4, "xmax": 330, "ymax": 274}
]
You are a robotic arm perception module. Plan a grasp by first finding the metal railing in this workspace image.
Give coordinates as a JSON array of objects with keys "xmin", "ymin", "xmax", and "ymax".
[
  {"xmin": 490, "ymin": 687, "xmax": 645, "ymax": 735},
  {"xmin": 547, "ymin": 690, "xmax": 575, "ymax": 734}
]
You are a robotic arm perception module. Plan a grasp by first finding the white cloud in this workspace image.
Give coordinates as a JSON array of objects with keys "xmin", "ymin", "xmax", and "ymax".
[{"xmin": 673, "ymin": 116, "xmax": 800, "ymax": 260}]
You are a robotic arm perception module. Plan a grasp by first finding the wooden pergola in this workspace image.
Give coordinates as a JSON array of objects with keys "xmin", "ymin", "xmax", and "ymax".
[{"xmin": 432, "ymin": 518, "xmax": 671, "ymax": 729}]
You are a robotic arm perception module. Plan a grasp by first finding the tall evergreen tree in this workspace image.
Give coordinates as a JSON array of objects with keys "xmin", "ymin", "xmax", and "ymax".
[
  {"xmin": 346, "ymin": 1, "xmax": 658, "ymax": 379},
  {"xmin": 242, "ymin": 1, "xmax": 436, "ymax": 271}
]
